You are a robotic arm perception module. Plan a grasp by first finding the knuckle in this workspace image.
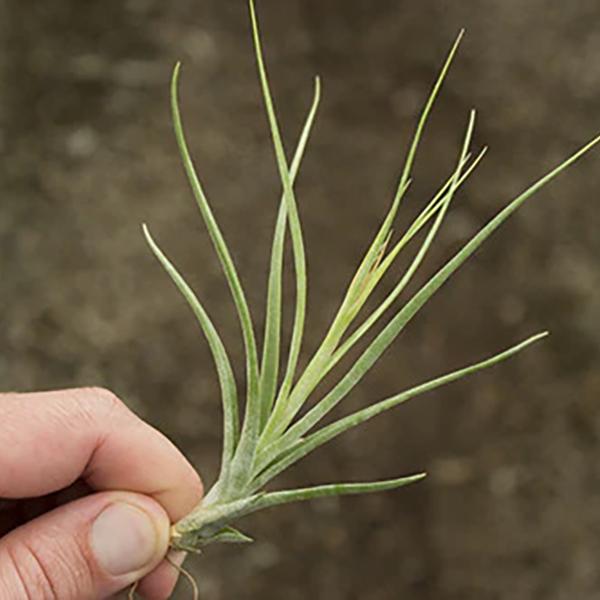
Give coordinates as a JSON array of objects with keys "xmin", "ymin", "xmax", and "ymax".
[
  {"xmin": 79, "ymin": 387, "xmax": 129, "ymax": 424},
  {"xmin": 86, "ymin": 387, "xmax": 123, "ymax": 412}
]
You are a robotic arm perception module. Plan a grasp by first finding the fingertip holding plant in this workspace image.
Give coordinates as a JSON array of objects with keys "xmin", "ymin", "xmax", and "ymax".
[{"xmin": 141, "ymin": 0, "xmax": 598, "ymax": 586}]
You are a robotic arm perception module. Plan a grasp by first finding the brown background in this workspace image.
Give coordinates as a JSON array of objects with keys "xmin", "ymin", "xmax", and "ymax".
[{"xmin": 2, "ymin": 1, "xmax": 600, "ymax": 599}]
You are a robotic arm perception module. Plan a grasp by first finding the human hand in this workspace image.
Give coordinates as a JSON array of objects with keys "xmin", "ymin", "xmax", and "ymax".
[{"xmin": 0, "ymin": 387, "xmax": 203, "ymax": 599}]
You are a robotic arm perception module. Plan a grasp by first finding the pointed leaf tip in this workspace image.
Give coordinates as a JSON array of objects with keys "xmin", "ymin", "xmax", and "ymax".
[
  {"xmin": 213, "ymin": 526, "xmax": 254, "ymax": 545},
  {"xmin": 172, "ymin": 61, "xmax": 182, "ymax": 80}
]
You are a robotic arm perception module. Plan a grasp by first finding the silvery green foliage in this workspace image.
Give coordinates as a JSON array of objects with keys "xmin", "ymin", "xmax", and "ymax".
[{"xmin": 143, "ymin": 0, "xmax": 599, "ymax": 552}]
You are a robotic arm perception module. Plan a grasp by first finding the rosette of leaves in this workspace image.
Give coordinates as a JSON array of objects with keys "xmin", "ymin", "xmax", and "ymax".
[{"xmin": 143, "ymin": 0, "xmax": 599, "ymax": 556}]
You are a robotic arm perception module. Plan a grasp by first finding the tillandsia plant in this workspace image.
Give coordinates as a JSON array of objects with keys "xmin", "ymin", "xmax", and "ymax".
[{"xmin": 143, "ymin": 0, "xmax": 598, "ymax": 568}]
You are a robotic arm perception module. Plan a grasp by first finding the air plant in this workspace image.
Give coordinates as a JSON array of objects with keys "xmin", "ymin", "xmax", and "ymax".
[{"xmin": 143, "ymin": 0, "xmax": 599, "ymax": 562}]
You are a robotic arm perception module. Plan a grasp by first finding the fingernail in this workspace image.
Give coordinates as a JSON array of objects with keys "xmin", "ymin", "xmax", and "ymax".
[{"xmin": 91, "ymin": 502, "xmax": 160, "ymax": 576}]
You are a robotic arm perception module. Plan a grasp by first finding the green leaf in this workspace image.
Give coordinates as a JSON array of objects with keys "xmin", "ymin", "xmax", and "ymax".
[
  {"xmin": 243, "ymin": 0, "xmax": 309, "ymax": 461},
  {"xmin": 252, "ymin": 332, "xmax": 548, "ymax": 488},
  {"xmin": 143, "ymin": 225, "xmax": 239, "ymax": 484},
  {"xmin": 340, "ymin": 147, "xmax": 487, "ymax": 347},
  {"xmin": 266, "ymin": 109, "xmax": 478, "ymax": 442},
  {"xmin": 257, "ymin": 35, "xmax": 468, "ymax": 448},
  {"xmin": 251, "ymin": 474, "xmax": 426, "ymax": 511},
  {"xmin": 346, "ymin": 29, "xmax": 465, "ymax": 316},
  {"xmin": 329, "ymin": 148, "xmax": 488, "ymax": 368},
  {"xmin": 165, "ymin": 1, "xmax": 600, "ymax": 549},
  {"xmin": 266, "ymin": 128, "xmax": 600, "ymax": 455},
  {"xmin": 259, "ymin": 78, "xmax": 322, "ymax": 429},
  {"xmin": 176, "ymin": 494, "xmax": 264, "ymax": 535},
  {"xmin": 170, "ymin": 63, "xmax": 260, "ymax": 446},
  {"xmin": 208, "ymin": 526, "xmax": 254, "ymax": 545}
]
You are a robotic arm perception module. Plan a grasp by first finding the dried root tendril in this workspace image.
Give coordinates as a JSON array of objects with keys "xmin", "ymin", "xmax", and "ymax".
[{"xmin": 127, "ymin": 554, "xmax": 199, "ymax": 600}]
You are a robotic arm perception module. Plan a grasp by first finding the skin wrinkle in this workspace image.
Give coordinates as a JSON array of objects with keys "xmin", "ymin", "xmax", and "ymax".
[
  {"xmin": 28, "ymin": 520, "xmax": 97, "ymax": 599},
  {"xmin": 20, "ymin": 539, "xmax": 60, "ymax": 600},
  {"xmin": 69, "ymin": 530, "xmax": 96, "ymax": 592},
  {"xmin": 4, "ymin": 543, "xmax": 35, "ymax": 600},
  {"xmin": 81, "ymin": 388, "xmax": 155, "ymax": 484},
  {"xmin": 74, "ymin": 388, "xmax": 127, "ymax": 491},
  {"xmin": 79, "ymin": 388, "xmax": 128, "ymax": 486}
]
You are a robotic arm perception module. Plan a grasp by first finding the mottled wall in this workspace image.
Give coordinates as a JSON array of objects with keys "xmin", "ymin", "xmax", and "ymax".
[{"xmin": 2, "ymin": 1, "xmax": 600, "ymax": 599}]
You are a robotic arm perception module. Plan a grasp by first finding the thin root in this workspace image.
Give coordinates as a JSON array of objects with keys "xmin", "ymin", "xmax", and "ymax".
[
  {"xmin": 127, "ymin": 555, "xmax": 199, "ymax": 600},
  {"xmin": 167, "ymin": 554, "xmax": 200, "ymax": 600},
  {"xmin": 127, "ymin": 581, "xmax": 139, "ymax": 600}
]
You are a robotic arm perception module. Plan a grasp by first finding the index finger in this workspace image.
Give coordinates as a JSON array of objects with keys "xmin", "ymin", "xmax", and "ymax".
[{"xmin": 0, "ymin": 388, "xmax": 203, "ymax": 521}]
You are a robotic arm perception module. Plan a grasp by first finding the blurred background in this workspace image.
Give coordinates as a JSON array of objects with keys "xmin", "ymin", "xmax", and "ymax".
[{"xmin": 2, "ymin": 0, "xmax": 600, "ymax": 598}]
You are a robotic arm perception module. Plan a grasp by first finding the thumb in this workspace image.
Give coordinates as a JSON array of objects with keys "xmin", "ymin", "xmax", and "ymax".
[{"xmin": 0, "ymin": 491, "xmax": 170, "ymax": 600}]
